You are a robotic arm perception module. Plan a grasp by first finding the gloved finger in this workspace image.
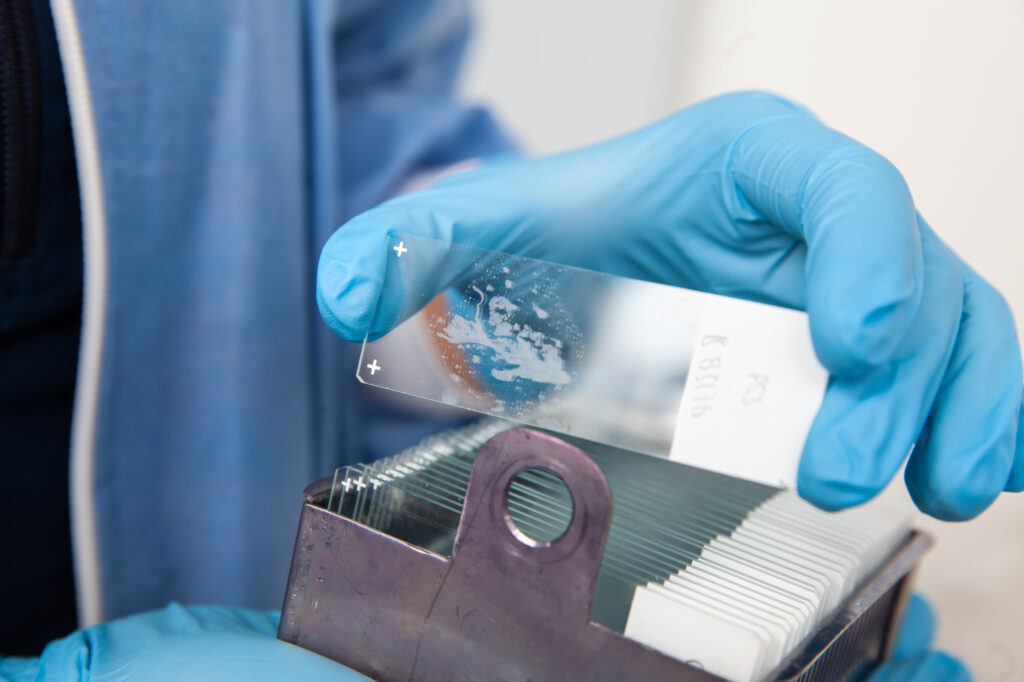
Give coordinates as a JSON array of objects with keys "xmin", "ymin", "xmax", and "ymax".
[
  {"xmin": 1009, "ymin": 398, "xmax": 1024, "ymax": 492},
  {"xmin": 905, "ymin": 256, "xmax": 1021, "ymax": 519},
  {"xmin": 868, "ymin": 652, "xmax": 972, "ymax": 682},
  {"xmin": 316, "ymin": 176, "xmax": 539, "ymax": 341},
  {"xmin": 317, "ymin": 221, "xmax": 385, "ymax": 342},
  {"xmin": 890, "ymin": 593, "xmax": 936, "ymax": 660},
  {"xmin": 729, "ymin": 115, "xmax": 923, "ymax": 377},
  {"xmin": 798, "ymin": 233, "xmax": 962, "ymax": 509}
]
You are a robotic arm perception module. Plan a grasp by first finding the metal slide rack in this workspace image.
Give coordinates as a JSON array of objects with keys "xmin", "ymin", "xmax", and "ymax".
[{"xmin": 278, "ymin": 428, "xmax": 927, "ymax": 682}]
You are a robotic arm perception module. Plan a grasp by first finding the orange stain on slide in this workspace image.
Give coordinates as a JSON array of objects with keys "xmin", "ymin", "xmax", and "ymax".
[{"xmin": 423, "ymin": 293, "xmax": 487, "ymax": 398}]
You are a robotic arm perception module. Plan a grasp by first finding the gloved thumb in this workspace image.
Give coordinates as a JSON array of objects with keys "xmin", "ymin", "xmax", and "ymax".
[{"xmin": 316, "ymin": 172, "xmax": 539, "ymax": 342}]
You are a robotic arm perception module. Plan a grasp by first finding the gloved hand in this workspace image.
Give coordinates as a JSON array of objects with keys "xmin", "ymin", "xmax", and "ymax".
[
  {"xmin": 0, "ymin": 604, "xmax": 369, "ymax": 682},
  {"xmin": 869, "ymin": 594, "xmax": 970, "ymax": 682},
  {"xmin": 317, "ymin": 91, "xmax": 1023, "ymax": 520}
]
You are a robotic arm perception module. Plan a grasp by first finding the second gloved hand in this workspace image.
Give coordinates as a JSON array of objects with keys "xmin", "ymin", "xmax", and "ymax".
[
  {"xmin": 317, "ymin": 91, "xmax": 1024, "ymax": 520},
  {"xmin": 0, "ymin": 604, "xmax": 369, "ymax": 682},
  {"xmin": 869, "ymin": 594, "xmax": 971, "ymax": 682}
]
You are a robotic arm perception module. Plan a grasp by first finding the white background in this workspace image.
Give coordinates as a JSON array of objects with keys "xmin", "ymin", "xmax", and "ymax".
[{"xmin": 460, "ymin": 1, "xmax": 1024, "ymax": 677}]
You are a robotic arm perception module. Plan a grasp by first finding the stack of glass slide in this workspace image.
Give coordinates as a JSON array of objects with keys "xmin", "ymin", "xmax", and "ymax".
[
  {"xmin": 340, "ymin": 234, "xmax": 912, "ymax": 681},
  {"xmin": 326, "ymin": 420, "xmax": 911, "ymax": 682}
]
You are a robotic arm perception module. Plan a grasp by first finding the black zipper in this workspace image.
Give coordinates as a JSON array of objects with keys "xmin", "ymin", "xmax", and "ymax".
[{"xmin": 0, "ymin": 0, "xmax": 41, "ymax": 261}]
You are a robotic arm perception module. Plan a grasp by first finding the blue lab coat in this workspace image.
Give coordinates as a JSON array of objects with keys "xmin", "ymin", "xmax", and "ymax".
[{"xmin": 52, "ymin": 0, "xmax": 509, "ymax": 625}]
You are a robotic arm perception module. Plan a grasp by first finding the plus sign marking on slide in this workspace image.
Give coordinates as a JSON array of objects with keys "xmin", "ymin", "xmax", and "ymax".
[
  {"xmin": 366, "ymin": 359, "xmax": 381, "ymax": 376},
  {"xmin": 393, "ymin": 241, "xmax": 408, "ymax": 257}
]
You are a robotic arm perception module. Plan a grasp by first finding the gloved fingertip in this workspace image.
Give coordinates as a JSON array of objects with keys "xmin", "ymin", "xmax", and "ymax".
[
  {"xmin": 905, "ymin": 482, "xmax": 1000, "ymax": 522},
  {"xmin": 796, "ymin": 473, "xmax": 878, "ymax": 512},
  {"xmin": 1006, "ymin": 398, "xmax": 1024, "ymax": 492},
  {"xmin": 905, "ymin": 439, "xmax": 1009, "ymax": 521},
  {"xmin": 316, "ymin": 253, "xmax": 383, "ymax": 342},
  {"xmin": 316, "ymin": 275, "xmax": 381, "ymax": 342},
  {"xmin": 797, "ymin": 426, "xmax": 888, "ymax": 511},
  {"xmin": 1008, "ymin": 465, "xmax": 1024, "ymax": 493},
  {"xmin": 891, "ymin": 593, "xmax": 936, "ymax": 660}
]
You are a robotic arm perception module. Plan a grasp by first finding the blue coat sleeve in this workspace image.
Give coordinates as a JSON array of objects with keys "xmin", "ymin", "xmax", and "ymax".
[{"xmin": 328, "ymin": 0, "xmax": 515, "ymax": 219}]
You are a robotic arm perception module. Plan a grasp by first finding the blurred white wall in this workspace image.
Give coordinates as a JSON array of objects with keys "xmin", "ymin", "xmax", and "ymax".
[{"xmin": 460, "ymin": 1, "xmax": 1024, "ymax": 678}]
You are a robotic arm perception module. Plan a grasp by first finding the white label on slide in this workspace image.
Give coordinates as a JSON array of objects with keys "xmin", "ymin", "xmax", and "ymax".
[
  {"xmin": 624, "ymin": 584, "xmax": 767, "ymax": 682},
  {"xmin": 668, "ymin": 295, "xmax": 828, "ymax": 488}
]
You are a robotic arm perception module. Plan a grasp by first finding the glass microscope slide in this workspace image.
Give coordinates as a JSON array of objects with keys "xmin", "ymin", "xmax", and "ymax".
[{"xmin": 356, "ymin": 233, "xmax": 828, "ymax": 488}]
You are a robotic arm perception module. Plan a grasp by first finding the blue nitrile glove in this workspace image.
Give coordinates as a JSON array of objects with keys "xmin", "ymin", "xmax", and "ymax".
[
  {"xmin": 0, "ymin": 604, "xmax": 369, "ymax": 682},
  {"xmin": 868, "ymin": 594, "xmax": 971, "ymax": 682},
  {"xmin": 317, "ymin": 91, "xmax": 1024, "ymax": 520}
]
